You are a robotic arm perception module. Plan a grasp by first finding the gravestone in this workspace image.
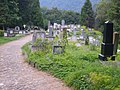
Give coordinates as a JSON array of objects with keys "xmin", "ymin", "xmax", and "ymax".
[
  {"xmin": 63, "ymin": 27, "xmax": 68, "ymax": 44},
  {"xmin": 14, "ymin": 26, "xmax": 20, "ymax": 34},
  {"xmin": 79, "ymin": 35, "xmax": 84, "ymax": 40},
  {"xmin": 99, "ymin": 21, "xmax": 114, "ymax": 61},
  {"xmin": 36, "ymin": 31, "xmax": 46, "ymax": 40},
  {"xmin": 49, "ymin": 26, "xmax": 53, "ymax": 36},
  {"xmin": 61, "ymin": 20, "xmax": 65, "ymax": 26},
  {"xmin": 63, "ymin": 27, "xmax": 67, "ymax": 39},
  {"xmin": 32, "ymin": 32, "xmax": 37, "ymax": 46},
  {"xmin": 89, "ymin": 36, "xmax": 94, "ymax": 43},
  {"xmin": 32, "ymin": 31, "xmax": 46, "ymax": 46},
  {"xmin": 81, "ymin": 28, "xmax": 84, "ymax": 31},
  {"xmin": 73, "ymin": 27, "xmax": 77, "ymax": 36},
  {"xmin": 113, "ymin": 32, "xmax": 119, "ymax": 55},
  {"xmin": 15, "ymin": 26, "xmax": 20, "ymax": 32},
  {"xmin": 9, "ymin": 29, "xmax": 14, "ymax": 34},
  {"xmin": 85, "ymin": 35, "xmax": 89, "ymax": 45},
  {"xmin": 53, "ymin": 45, "xmax": 64, "ymax": 54},
  {"xmin": 95, "ymin": 39, "xmax": 100, "ymax": 46},
  {"xmin": 53, "ymin": 30, "xmax": 57, "ymax": 37},
  {"xmin": 6, "ymin": 28, "xmax": 15, "ymax": 37},
  {"xmin": 3, "ymin": 29, "xmax": 7, "ymax": 37},
  {"xmin": 19, "ymin": 30, "xmax": 23, "ymax": 34},
  {"xmin": 71, "ymin": 27, "xmax": 77, "ymax": 41},
  {"xmin": 48, "ymin": 21, "xmax": 51, "ymax": 30},
  {"xmin": 88, "ymin": 28, "xmax": 92, "ymax": 31},
  {"xmin": 77, "ymin": 25, "xmax": 81, "ymax": 29}
]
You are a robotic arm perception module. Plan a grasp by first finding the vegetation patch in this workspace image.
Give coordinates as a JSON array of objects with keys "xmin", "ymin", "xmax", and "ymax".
[
  {"xmin": 22, "ymin": 42, "xmax": 120, "ymax": 90},
  {"xmin": 0, "ymin": 30, "xmax": 4, "ymax": 37},
  {"xmin": 0, "ymin": 35, "xmax": 24, "ymax": 45}
]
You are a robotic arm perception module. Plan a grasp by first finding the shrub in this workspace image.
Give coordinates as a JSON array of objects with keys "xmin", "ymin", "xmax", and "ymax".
[
  {"xmin": 0, "ymin": 30, "xmax": 4, "ymax": 37},
  {"xmin": 34, "ymin": 38, "xmax": 52, "ymax": 52}
]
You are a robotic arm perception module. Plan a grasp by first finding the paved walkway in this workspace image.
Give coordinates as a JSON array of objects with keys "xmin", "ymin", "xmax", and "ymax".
[{"xmin": 0, "ymin": 35, "xmax": 71, "ymax": 90}]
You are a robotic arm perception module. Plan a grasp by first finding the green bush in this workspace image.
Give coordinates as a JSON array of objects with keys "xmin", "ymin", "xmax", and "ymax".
[{"xmin": 0, "ymin": 30, "xmax": 4, "ymax": 37}]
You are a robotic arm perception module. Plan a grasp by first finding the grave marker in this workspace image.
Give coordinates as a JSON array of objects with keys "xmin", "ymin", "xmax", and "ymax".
[
  {"xmin": 61, "ymin": 20, "xmax": 65, "ymax": 26},
  {"xmin": 113, "ymin": 32, "xmax": 119, "ymax": 55},
  {"xmin": 53, "ymin": 45, "xmax": 64, "ymax": 54},
  {"xmin": 49, "ymin": 26, "xmax": 53, "ymax": 36},
  {"xmin": 15, "ymin": 26, "xmax": 20, "ymax": 31},
  {"xmin": 99, "ymin": 21, "xmax": 114, "ymax": 61}
]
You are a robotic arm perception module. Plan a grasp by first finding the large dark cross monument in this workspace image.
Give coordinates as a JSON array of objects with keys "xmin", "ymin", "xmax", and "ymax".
[{"xmin": 99, "ymin": 21, "xmax": 114, "ymax": 61}]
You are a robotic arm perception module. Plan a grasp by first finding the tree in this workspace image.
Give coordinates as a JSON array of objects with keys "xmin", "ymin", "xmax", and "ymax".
[
  {"xmin": 0, "ymin": 0, "xmax": 9, "ymax": 29},
  {"xmin": 95, "ymin": 0, "xmax": 111, "ymax": 31},
  {"xmin": 7, "ymin": 0, "xmax": 20, "ymax": 27},
  {"xmin": 18, "ymin": 0, "xmax": 33, "ymax": 26},
  {"xmin": 18, "ymin": 0, "xmax": 43, "ymax": 27},
  {"xmin": 31, "ymin": 0, "xmax": 43, "ymax": 27},
  {"xmin": 0, "ymin": 0, "xmax": 19, "ymax": 29},
  {"xmin": 95, "ymin": 0, "xmax": 120, "ymax": 33},
  {"xmin": 108, "ymin": 0, "xmax": 120, "ymax": 32},
  {"xmin": 62, "ymin": 10, "xmax": 80, "ymax": 24},
  {"xmin": 41, "ymin": 7, "xmax": 80, "ymax": 27},
  {"xmin": 80, "ymin": 0, "xmax": 95, "ymax": 28}
]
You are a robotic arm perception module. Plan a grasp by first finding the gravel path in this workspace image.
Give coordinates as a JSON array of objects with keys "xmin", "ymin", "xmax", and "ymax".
[{"xmin": 0, "ymin": 35, "xmax": 71, "ymax": 90}]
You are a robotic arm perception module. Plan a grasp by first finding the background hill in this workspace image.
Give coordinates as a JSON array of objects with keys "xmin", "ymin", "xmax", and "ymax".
[{"xmin": 40, "ymin": 0, "xmax": 101, "ymax": 12}]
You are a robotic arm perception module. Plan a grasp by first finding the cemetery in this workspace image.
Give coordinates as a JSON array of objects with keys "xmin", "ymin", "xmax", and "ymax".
[
  {"xmin": 22, "ymin": 21, "xmax": 120, "ymax": 90},
  {"xmin": 0, "ymin": 0, "xmax": 120, "ymax": 90}
]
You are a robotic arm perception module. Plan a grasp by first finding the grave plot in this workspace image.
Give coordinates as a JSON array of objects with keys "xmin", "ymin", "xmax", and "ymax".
[{"xmin": 31, "ymin": 30, "xmax": 48, "ymax": 51}]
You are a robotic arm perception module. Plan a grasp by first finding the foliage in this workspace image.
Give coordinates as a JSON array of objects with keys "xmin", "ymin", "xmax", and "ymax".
[
  {"xmin": 107, "ymin": 0, "xmax": 120, "ymax": 32},
  {"xmin": 18, "ymin": 0, "xmax": 43, "ymax": 27},
  {"xmin": 80, "ymin": 0, "xmax": 95, "ymax": 28},
  {"xmin": 95, "ymin": 0, "xmax": 120, "ymax": 34},
  {"xmin": 22, "ymin": 43, "xmax": 120, "ymax": 90},
  {"xmin": 0, "ymin": 0, "xmax": 43, "ymax": 29},
  {"xmin": 0, "ymin": 35, "xmax": 24, "ymax": 45},
  {"xmin": 95, "ymin": 0, "xmax": 112, "ymax": 31},
  {"xmin": 21, "ymin": 42, "xmax": 31, "ymax": 57},
  {"xmin": 41, "ymin": 7, "xmax": 80, "ymax": 29},
  {"xmin": 34, "ymin": 38, "xmax": 52, "ymax": 52},
  {"xmin": 118, "ymin": 44, "xmax": 120, "ymax": 50},
  {"xmin": 0, "ymin": 0, "xmax": 20, "ymax": 29},
  {"xmin": 0, "ymin": 30, "xmax": 4, "ymax": 37}
]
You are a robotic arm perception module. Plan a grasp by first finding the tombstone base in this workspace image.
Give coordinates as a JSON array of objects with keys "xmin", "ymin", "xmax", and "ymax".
[
  {"xmin": 99, "ymin": 54, "xmax": 107, "ymax": 61},
  {"xmin": 99, "ymin": 54, "xmax": 116, "ymax": 61},
  {"xmin": 53, "ymin": 45, "xmax": 64, "ymax": 54}
]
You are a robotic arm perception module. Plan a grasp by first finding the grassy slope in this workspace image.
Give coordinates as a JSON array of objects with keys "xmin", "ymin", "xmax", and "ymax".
[
  {"xmin": 0, "ymin": 35, "xmax": 24, "ymax": 45},
  {"xmin": 22, "ymin": 43, "xmax": 120, "ymax": 90}
]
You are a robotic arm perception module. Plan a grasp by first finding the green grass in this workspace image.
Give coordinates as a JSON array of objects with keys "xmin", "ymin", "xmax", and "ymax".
[
  {"xmin": 22, "ymin": 43, "xmax": 120, "ymax": 90},
  {"xmin": 118, "ymin": 44, "xmax": 120, "ymax": 50},
  {"xmin": 0, "ymin": 35, "xmax": 24, "ymax": 45}
]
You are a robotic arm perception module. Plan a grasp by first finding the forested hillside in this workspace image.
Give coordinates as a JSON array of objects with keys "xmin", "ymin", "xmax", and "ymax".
[{"xmin": 40, "ymin": 0, "xmax": 100, "ymax": 12}]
